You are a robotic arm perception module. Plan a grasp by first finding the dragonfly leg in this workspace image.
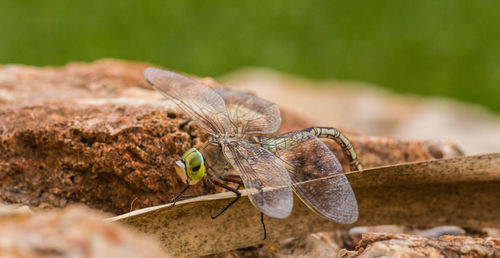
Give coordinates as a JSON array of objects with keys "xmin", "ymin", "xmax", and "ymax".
[
  {"xmin": 217, "ymin": 173, "xmax": 244, "ymax": 190},
  {"xmin": 304, "ymin": 126, "xmax": 363, "ymax": 171},
  {"xmin": 211, "ymin": 179, "xmax": 241, "ymax": 219},
  {"xmin": 221, "ymin": 174, "xmax": 243, "ymax": 190},
  {"xmin": 260, "ymin": 212, "xmax": 267, "ymax": 240},
  {"xmin": 214, "ymin": 174, "xmax": 267, "ymax": 239},
  {"xmin": 170, "ymin": 179, "xmax": 212, "ymax": 206},
  {"xmin": 221, "ymin": 174, "xmax": 243, "ymax": 185},
  {"xmin": 170, "ymin": 184, "xmax": 190, "ymax": 206}
]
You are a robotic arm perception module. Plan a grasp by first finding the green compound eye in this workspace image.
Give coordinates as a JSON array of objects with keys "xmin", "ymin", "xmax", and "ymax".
[{"xmin": 181, "ymin": 148, "xmax": 205, "ymax": 185}]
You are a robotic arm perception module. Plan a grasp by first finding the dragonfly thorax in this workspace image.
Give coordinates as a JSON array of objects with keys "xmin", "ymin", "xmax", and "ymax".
[{"xmin": 210, "ymin": 133, "xmax": 242, "ymax": 147}]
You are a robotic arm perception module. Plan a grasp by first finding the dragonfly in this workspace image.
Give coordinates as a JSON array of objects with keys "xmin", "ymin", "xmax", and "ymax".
[{"xmin": 144, "ymin": 67, "xmax": 362, "ymax": 235}]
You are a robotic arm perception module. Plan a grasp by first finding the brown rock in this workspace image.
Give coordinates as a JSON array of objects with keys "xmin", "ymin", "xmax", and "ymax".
[
  {"xmin": 0, "ymin": 102, "xmax": 207, "ymax": 213},
  {"xmin": 0, "ymin": 60, "xmax": 462, "ymax": 215},
  {"xmin": 0, "ymin": 59, "xmax": 151, "ymax": 106},
  {"xmin": 338, "ymin": 233, "xmax": 500, "ymax": 258},
  {"xmin": 0, "ymin": 204, "xmax": 169, "ymax": 258}
]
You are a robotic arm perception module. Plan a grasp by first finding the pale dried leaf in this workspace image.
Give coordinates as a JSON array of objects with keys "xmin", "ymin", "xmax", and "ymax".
[{"xmin": 108, "ymin": 153, "xmax": 500, "ymax": 256}]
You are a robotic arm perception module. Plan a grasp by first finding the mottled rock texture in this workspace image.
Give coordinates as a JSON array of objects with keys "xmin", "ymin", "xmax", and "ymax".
[
  {"xmin": 0, "ymin": 204, "xmax": 170, "ymax": 258},
  {"xmin": 0, "ymin": 60, "xmax": 461, "ymax": 215},
  {"xmin": 338, "ymin": 233, "xmax": 500, "ymax": 257}
]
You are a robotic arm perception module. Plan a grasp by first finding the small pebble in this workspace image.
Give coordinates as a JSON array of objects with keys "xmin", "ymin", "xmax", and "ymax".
[{"xmin": 418, "ymin": 225, "xmax": 466, "ymax": 238}]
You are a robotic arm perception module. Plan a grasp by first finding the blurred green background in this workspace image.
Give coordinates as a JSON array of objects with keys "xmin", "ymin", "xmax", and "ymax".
[{"xmin": 1, "ymin": 1, "xmax": 499, "ymax": 112}]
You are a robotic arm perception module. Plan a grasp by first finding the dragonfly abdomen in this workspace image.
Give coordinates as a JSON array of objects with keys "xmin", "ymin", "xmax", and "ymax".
[
  {"xmin": 302, "ymin": 127, "xmax": 363, "ymax": 171},
  {"xmin": 256, "ymin": 132, "xmax": 310, "ymax": 154}
]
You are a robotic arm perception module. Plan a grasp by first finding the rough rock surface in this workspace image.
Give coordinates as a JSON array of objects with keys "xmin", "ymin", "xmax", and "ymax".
[
  {"xmin": 0, "ymin": 60, "xmax": 462, "ymax": 215},
  {"xmin": 0, "ymin": 103, "xmax": 203, "ymax": 213},
  {"xmin": 0, "ymin": 204, "xmax": 169, "ymax": 258},
  {"xmin": 213, "ymin": 226, "xmax": 499, "ymax": 257},
  {"xmin": 338, "ymin": 233, "xmax": 500, "ymax": 257}
]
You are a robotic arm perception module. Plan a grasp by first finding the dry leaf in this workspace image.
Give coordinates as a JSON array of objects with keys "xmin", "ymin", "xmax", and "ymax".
[{"xmin": 108, "ymin": 153, "xmax": 500, "ymax": 256}]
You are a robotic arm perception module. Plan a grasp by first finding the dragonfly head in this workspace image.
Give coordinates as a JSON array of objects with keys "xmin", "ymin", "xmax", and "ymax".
[{"xmin": 174, "ymin": 148, "xmax": 205, "ymax": 185}]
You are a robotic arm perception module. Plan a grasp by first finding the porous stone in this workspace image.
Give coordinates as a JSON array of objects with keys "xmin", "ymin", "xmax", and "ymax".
[
  {"xmin": 0, "ymin": 60, "xmax": 463, "ymax": 215},
  {"xmin": 338, "ymin": 232, "xmax": 500, "ymax": 257},
  {"xmin": 0, "ymin": 204, "xmax": 170, "ymax": 257}
]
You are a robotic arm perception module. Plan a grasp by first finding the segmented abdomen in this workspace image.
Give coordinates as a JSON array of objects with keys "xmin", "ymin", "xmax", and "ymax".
[{"xmin": 302, "ymin": 127, "xmax": 363, "ymax": 171}]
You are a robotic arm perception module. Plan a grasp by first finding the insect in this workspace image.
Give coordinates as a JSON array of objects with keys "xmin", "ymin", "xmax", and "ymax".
[{"xmin": 144, "ymin": 67, "xmax": 361, "ymax": 234}]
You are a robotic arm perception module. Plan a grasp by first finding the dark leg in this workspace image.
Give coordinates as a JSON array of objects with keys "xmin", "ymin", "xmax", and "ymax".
[
  {"xmin": 170, "ymin": 179, "xmax": 212, "ymax": 205},
  {"xmin": 221, "ymin": 174, "xmax": 243, "ymax": 185},
  {"xmin": 260, "ymin": 212, "xmax": 267, "ymax": 240},
  {"xmin": 220, "ymin": 174, "xmax": 243, "ymax": 205},
  {"xmin": 222, "ymin": 175, "xmax": 242, "ymax": 190},
  {"xmin": 170, "ymin": 184, "xmax": 190, "ymax": 206},
  {"xmin": 211, "ymin": 180, "xmax": 241, "ymax": 219}
]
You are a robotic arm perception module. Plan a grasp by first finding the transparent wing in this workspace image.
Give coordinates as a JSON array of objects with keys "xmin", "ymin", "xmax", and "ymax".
[
  {"xmin": 144, "ymin": 67, "xmax": 231, "ymax": 135},
  {"xmin": 214, "ymin": 89, "xmax": 281, "ymax": 136},
  {"xmin": 223, "ymin": 141, "xmax": 293, "ymax": 218},
  {"xmin": 266, "ymin": 131, "xmax": 358, "ymax": 224}
]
